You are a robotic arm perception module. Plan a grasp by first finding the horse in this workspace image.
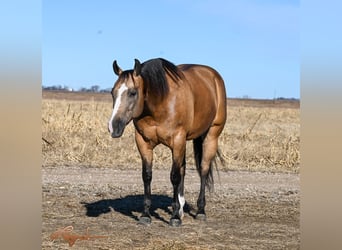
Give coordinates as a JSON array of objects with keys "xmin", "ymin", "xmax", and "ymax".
[{"xmin": 108, "ymin": 58, "xmax": 226, "ymax": 227}]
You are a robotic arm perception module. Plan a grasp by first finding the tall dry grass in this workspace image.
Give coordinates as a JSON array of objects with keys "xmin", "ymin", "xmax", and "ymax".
[{"xmin": 42, "ymin": 98, "xmax": 299, "ymax": 173}]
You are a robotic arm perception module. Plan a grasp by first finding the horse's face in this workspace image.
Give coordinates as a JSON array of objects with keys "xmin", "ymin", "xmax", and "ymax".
[{"xmin": 108, "ymin": 59, "xmax": 144, "ymax": 138}]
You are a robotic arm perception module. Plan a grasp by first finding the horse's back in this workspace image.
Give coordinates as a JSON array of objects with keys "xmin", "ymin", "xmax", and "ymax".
[{"xmin": 178, "ymin": 64, "xmax": 226, "ymax": 98}]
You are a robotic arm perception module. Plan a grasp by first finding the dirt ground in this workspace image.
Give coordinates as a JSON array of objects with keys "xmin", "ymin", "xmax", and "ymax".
[{"xmin": 42, "ymin": 165, "xmax": 299, "ymax": 249}]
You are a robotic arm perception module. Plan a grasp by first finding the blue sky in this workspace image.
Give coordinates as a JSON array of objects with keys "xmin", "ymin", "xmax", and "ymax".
[{"xmin": 43, "ymin": 0, "xmax": 299, "ymax": 99}]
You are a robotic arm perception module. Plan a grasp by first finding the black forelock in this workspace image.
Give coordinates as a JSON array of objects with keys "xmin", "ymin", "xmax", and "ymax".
[{"xmin": 118, "ymin": 69, "xmax": 134, "ymax": 80}]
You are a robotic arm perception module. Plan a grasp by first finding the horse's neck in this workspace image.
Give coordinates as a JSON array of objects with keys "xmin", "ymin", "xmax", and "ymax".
[{"xmin": 144, "ymin": 93, "xmax": 164, "ymax": 115}]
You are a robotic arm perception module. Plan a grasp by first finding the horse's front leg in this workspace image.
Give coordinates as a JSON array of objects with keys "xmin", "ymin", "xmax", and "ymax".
[
  {"xmin": 135, "ymin": 131, "xmax": 155, "ymax": 225},
  {"xmin": 170, "ymin": 133, "xmax": 186, "ymax": 227}
]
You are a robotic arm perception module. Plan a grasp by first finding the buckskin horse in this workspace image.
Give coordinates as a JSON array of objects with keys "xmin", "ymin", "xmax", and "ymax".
[{"xmin": 108, "ymin": 58, "xmax": 226, "ymax": 226}]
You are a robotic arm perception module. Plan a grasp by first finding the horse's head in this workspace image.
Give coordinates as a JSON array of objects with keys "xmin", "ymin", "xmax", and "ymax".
[{"xmin": 108, "ymin": 59, "xmax": 144, "ymax": 138}]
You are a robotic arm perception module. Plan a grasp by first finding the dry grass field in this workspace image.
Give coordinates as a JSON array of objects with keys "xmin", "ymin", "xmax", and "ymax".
[
  {"xmin": 42, "ymin": 91, "xmax": 300, "ymax": 249},
  {"xmin": 42, "ymin": 91, "xmax": 300, "ymax": 173}
]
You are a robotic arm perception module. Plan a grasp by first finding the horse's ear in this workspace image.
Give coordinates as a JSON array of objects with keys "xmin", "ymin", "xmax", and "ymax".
[
  {"xmin": 133, "ymin": 59, "xmax": 141, "ymax": 76},
  {"xmin": 113, "ymin": 60, "xmax": 122, "ymax": 76}
]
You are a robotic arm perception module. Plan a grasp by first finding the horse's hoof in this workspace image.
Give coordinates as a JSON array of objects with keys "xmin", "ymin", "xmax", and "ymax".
[
  {"xmin": 195, "ymin": 213, "xmax": 206, "ymax": 221},
  {"xmin": 138, "ymin": 216, "xmax": 151, "ymax": 225},
  {"xmin": 169, "ymin": 218, "xmax": 182, "ymax": 227}
]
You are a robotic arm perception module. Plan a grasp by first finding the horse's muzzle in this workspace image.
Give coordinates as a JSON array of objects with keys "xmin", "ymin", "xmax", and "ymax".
[
  {"xmin": 110, "ymin": 119, "xmax": 126, "ymax": 138},
  {"xmin": 111, "ymin": 132, "xmax": 123, "ymax": 138}
]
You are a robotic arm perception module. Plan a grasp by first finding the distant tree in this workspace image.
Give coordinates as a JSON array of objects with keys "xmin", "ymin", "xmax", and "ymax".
[
  {"xmin": 42, "ymin": 85, "xmax": 65, "ymax": 91},
  {"xmin": 79, "ymin": 87, "xmax": 89, "ymax": 92},
  {"xmin": 90, "ymin": 85, "xmax": 100, "ymax": 92},
  {"xmin": 100, "ymin": 87, "xmax": 112, "ymax": 93}
]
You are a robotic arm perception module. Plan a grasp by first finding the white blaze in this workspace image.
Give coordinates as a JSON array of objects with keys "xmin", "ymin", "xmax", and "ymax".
[
  {"xmin": 108, "ymin": 84, "xmax": 128, "ymax": 134},
  {"xmin": 178, "ymin": 194, "xmax": 185, "ymax": 218}
]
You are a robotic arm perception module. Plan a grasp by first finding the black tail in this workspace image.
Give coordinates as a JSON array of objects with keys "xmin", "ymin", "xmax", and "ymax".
[
  {"xmin": 213, "ymin": 148, "xmax": 226, "ymax": 186},
  {"xmin": 193, "ymin": 137, "xmax": 226, "ymax": 192},
  {"xmin": 193, "ymin": 137, "xmax": 213, "ymax": 191}
]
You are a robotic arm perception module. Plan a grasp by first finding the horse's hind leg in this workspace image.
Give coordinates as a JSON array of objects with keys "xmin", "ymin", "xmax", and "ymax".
[{"xmin": 195, "ymin": 125, "xmax": 222, "ymax": 220}]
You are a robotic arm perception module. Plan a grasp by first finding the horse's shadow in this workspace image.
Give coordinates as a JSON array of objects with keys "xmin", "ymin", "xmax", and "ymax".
[{"xmin": 81, "ymin": 194, "xmax": 194, "ymax": 224}]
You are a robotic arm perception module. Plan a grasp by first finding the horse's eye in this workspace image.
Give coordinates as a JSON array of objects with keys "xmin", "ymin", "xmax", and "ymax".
[{"xmin": 128, "ymin": 89, "xmax": 137, "ymax": 97}]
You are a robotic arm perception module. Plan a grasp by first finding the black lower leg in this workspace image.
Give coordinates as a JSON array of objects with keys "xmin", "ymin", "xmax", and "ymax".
[
  {"xmin": 140, "ymin": 161, "xmax": 152, "ymax": 223},
  {"xmin": 196, "ymin": 174, "xmax": 207, "ymax": 219},
  {"xmin": 170, "ymin": 166, "xmax": 182, "ymax": 226},
  {"xmin": 170, "ymin": 168, "xmax": 181, "ymax": 219}
]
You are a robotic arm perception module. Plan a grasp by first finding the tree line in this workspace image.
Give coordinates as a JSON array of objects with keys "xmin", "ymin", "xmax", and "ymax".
[{"xmin": 42, "ymin": 85, "xmax": 111, "ymax": 93}]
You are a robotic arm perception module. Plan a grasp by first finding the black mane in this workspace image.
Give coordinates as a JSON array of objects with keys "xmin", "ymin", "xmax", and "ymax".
[{"xmin": 140, "ymin": 58, "xmax": 183, "ymax": 98}]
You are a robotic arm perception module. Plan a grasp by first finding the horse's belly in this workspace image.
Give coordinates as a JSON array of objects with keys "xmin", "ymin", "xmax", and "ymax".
[{"xmin": 186, "ymin": 108, "xmax": 216, "ymax": 140}]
